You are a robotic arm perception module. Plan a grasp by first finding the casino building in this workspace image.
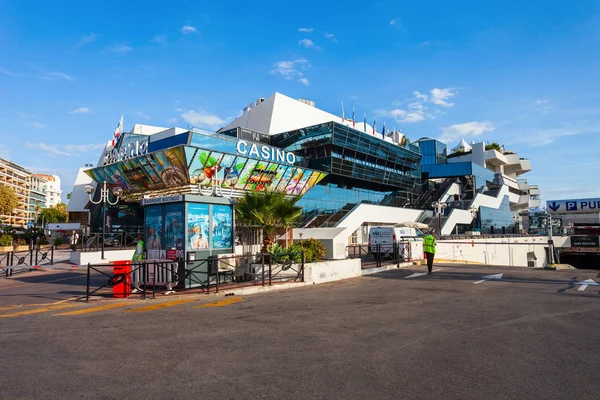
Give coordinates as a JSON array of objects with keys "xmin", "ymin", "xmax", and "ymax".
[{"xmin": 70, "ymin": 92, "xmax": 541, "ymax": 258}]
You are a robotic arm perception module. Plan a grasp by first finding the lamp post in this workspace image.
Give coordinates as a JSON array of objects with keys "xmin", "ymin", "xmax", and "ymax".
[
  {"xmin": 85, "ymin": 182, "xmax": 122, "ymax": 260},
  {"xmin": 469, "ymin": 206, "xmax": 478, "ymax": 233},
  {"xmin": 431, "ymin": 201, "xmax": 447, "ymax": 236}
]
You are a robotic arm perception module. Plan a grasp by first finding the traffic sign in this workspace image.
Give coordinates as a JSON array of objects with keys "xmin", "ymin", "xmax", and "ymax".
[{"xmin": 546, "ymin": 198, "xmax": 600, "ymax": 214}]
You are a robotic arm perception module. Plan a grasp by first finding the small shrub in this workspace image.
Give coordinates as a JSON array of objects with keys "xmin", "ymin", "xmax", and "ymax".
[
  {"xmin": 298, "ymin": 238, "xmax": 326, "ymax": 262},
  {"xmin": 15, "ymin": 237, "xmax": 26, "ymax": 246},
  {"xmin": 0, "ymin": 234, "xmax": 13, "ymax": 247},
  {"xmin": 54, "ymin": 237, "xmax": 65, "ymax": 246},
  {"xmin": 39, "ymin": 238, "xmax": 49, "ymax": 245}
]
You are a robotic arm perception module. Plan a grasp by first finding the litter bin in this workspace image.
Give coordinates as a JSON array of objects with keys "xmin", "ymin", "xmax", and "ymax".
[{"xmin": 112, "ymin": 260, "xmax": 131, "ymax": 298}]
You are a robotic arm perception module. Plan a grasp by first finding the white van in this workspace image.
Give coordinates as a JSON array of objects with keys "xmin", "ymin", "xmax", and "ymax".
[{"xmin": 368, "ymin": 226, "xmax": 424, "ymax": 255}]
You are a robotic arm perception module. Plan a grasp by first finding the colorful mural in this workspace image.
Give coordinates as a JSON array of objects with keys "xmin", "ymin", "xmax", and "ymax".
[{"xmin": 86, "ymin": 143, "xmax": 327, "ymax": 196}]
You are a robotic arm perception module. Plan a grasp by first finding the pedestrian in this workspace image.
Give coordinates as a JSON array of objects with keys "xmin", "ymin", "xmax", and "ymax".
[
  {"xmin": 132, "ymin": 234, "xmax": 144, "ymax": 262},
  {"xmin": 423, "ymin": 229, "xmax": 437, "ymax": 275},
  {"xmin": 70, "ymin": 230, "xmax": 79, "ymax": 251}
]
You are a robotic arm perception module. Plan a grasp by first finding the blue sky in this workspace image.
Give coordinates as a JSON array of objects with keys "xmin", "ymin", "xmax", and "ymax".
[{"xmin": 1, "ymin": 0, "xmax": 599, "ymax": 203}]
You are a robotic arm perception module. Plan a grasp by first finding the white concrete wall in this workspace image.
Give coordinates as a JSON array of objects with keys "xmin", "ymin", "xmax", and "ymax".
[
  {"xmin": 304, "ymin": 259, "xmax": 362, "ymax": 284},
  {"xmin": 336, "ymin": 204, "xmax": 423, "ymax": 234},
  {"xmin": 441, "ymin": 185, "xmax": 509, "ymax": 235},
  {"xmin": 435, "ymin": 236, "xmax": 568, "ymax": 267},
  {"xmin": 441, "ymin": 182, "xmax": 461, "ymax": 203},
  {"xmin": 71, "ymin": 250, "xmax": 135, "ymax": 266}
]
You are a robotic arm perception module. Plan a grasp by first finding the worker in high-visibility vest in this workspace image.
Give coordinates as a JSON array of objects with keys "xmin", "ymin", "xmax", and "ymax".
[
  {"xmin": 132, "ymin": 234, "xmax": 144, "ymax": 261},
  {"xmin": 423, "ymin": 229, "xmax": 437, "ymax": 275}
]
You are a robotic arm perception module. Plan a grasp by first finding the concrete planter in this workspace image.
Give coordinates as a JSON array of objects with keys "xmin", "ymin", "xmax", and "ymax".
[
  {"xmin": 13, "ymin": 245, "xmax": 30, "ymax": 252},
  {"xmin": 0, "ymin": 246, "xmax": 12, "ymax": 254}
]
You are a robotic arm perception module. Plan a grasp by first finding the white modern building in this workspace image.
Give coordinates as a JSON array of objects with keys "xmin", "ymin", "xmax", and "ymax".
[{"xmin": 70, "ymin": 92, "xmax": 542, "ymax": 257}]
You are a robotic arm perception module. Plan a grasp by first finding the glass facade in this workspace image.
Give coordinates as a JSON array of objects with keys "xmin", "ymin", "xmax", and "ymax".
[
  {"xmin": 416, "ymin": 139, "xmax": 447, "ymax": 165},
  {"xmin": 478, "ymin": 196, "xmax": 518, "ymax": 234}
]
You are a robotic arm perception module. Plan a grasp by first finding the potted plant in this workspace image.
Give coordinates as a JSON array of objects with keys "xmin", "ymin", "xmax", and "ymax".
[{"xmin": 0, "ymin": 234, "xmax": 12, "ymax": 253}]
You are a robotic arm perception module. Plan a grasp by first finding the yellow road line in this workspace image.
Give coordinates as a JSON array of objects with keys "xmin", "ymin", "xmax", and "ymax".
[
  {"xmin": 195, "ymin": 297, "xmax": 243, "ymax": 308},
  {"xmin": 0, "ymin": 298, "xmax": 79, "ymax": 311},
  {"xmin": 125, "ymin": 298, "xmax": 198, "ymax": 313},
  {"xmin": 53, "ymin": 302, "xmax": 131, "ymax": 316},
  {"xmin": 0, "ymin": 275, "xmax": 85, "ymax": 291},
  {"xmin": 0, "ymin": 304, "xmax": 76, "ymax": 318}
]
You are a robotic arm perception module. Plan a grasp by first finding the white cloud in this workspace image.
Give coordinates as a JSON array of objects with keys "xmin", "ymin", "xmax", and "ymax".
[
  {"xmin": 38, "ymin": 71, "xmax": 73, "ymax": 81},
  {"xmin": 181, "ymin": 110, "xmax": 226, "ymax": 129},
  {"xmin": 25, "ymin": 142, "xmax": 105, "ymax": 158},
  {"xmin": 25, "ymin": 142, "xmax": 71, "ymax": 156},
  {"xmin": 270, "ymin": 58, "xmax": 310, "ymax": 80},
  {"xmin": 298, "ymin": 38, "xmax": 320, "ymax": 50},
  {"xmin": 430, "ymin": 88, "xmax": 456, "ymax": 107},
  {"xmin": 535, "ymin": 99, "xmax": 552, "ymax": 114},
  {"xmin": 0, "ymin": 67, "xmax": 16, "ymax": 76},
  {"xmin": 134, "ymin": 111, "xmax": 151, "ymax": 120},
  {"xmin": 324, "ymin": 32, "xmax": 338, "ymax": 43},
  {"xmin": 506, "ymin": 126, "xmax": 599, "ymax": 147},
  {"xmin": 108, "ymin": 44, "xmax": 133, "ymax": 54},
  {"xmin": 167, "ymin": 118, "xmax": 178, "ymax": 125},
  {"xmin": 349, "ymin": 95, "xmax": 359, "ymax": 100},
  {"xmin": 24, "ymin": 121, "xmax": 48, "ymax": 129},
  {"xmin": 298, "ymin": 78, "xmax": 310, "ymax": 86},
  {"xmin": 298, "ymin": 27, "xmax": 314, "ymax": 32},
  {"xmin": 413, "ymin": 91, "xmax": 428, "ymax": 102},
  {"xmin": 70, "ymin": 107, "xmax": 90, "ymax": 114},
  {"xmin": 76, "ymin": 33, "xmax": 99, "ymax": 47},
  {"xmin": 63, "ymin": 143, "xmax": 105, "ymax": 152},
  {"xmin": 151, "ymin": 35, "xmax": 167, "ymax": 44},
  {"xmin": 440, "ymin": 121, "xmax": 495, "ymax": 143},
  {"xmin": 390, "ymin": 18, "xmax": 401, "ymax": 26},
  {"xmin": 181, "ymin": 25, "xmax": 197, "ymax": 34}
]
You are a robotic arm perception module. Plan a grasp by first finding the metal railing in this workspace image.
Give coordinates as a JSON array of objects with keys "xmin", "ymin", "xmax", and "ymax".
[
  {"xmin": 80, "ymin": 232, "xmax": 143, "ymax": 252},
  {"xmin": 85, "ymin": 260, "xmax": 179, "ymax": 301},
  {"xmin": 346, "ymin": 242, "xmax": 413, "ymax": 269},
  {"xmin": 0, "ymin": 246, "xmax": 55, "ymax": 277}
]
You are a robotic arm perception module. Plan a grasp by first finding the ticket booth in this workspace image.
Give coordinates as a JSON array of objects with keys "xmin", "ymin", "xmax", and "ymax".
[{"xmin": 141, "ymin": 194, "xmax": 234, "ymax": 289}]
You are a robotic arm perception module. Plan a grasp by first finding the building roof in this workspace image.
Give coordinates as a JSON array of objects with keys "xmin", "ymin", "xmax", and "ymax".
[
  {"xmin": 451, "ymin": 139, "xmax": 472, "ymax": 153},
  {"xmin": 220, "ymin": 92, "xmax": 376, "ymax": 135}
]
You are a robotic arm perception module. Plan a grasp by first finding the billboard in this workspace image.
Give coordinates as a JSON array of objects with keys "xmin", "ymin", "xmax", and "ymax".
[{"xmin": 187, "ymin": 203, "xmax": 210, "ymax": 250}]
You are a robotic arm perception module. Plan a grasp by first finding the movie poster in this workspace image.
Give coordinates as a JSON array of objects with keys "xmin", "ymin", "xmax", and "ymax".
[
  {"xmin": 212, "ymin": 205, "xmax": 233, "ymax": 249},
  {"xmin": 165, "ymin": 203, "xmax": 185, "ymax": 250},
  {"xmin": 145, "ymin": 206, "xmax": 163, "ymax": 251},
  {"xmin": 187, "ymin": 203, "xmax": 210, "ymax": 250}
]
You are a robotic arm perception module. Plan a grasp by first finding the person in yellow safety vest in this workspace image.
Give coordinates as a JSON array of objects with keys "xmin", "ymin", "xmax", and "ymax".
[
  {"xmin": 132, "ymin": 234, "xmax": 144, "ymax": 261},
  {"xmin": 423, "ymin": 229, "xmax": 437, "ymax": 275}
]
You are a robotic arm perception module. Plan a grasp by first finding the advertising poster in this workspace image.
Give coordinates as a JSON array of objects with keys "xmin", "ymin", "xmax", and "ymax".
[
  {"xmin": 212, "ymin": 205, "xmax": 233, "ymax": 249},
  {"xmin": 165, "ymin": 203, "xmax": 185, "ymax": 250},
  {"xmin": 187, "ymin": 203, "xmax": 210, "ymax": 250},
  {"xmin": 145, "ymin": 205, "xmax": 164, "ymax": 251}
]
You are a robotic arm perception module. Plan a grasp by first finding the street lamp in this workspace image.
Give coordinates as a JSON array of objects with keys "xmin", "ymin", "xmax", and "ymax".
[
  {"xmin": 469, "ymin": 206, "xmax": 478, "ymax": 232},
  {"xmin": 85, "ymin": 182, "xmax": 122, "ymax": 259},
  {"xmin": 431, "ymin": 201, "xmax": 447, "ymax": 236}
]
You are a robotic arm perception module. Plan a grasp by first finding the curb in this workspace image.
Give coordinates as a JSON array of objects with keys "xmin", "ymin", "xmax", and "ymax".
[{"xmin": 362, "ymin": 262, "xmax": 413, "ymax": 276}]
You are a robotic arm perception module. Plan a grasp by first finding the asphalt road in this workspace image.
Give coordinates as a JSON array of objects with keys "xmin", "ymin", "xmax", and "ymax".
[{"xmin": 1, "ymin": 263, "xmax": 599, "ymax": 400}]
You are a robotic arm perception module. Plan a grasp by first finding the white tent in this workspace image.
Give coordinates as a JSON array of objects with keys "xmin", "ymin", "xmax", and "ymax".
[{"xmin": 451, "ymin": 138, "xmax": 472, "ymax": 153}]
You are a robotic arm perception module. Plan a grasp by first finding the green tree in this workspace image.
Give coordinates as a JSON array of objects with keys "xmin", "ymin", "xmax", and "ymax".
[
  {"xmin": 0, "ymin": 185, "xmax": 19, "ymax": 216},
  {"xmin": 485, "ymin": 142, "xmax": 503, "ymax": 152},
  {"xmin": 39, "ymin": 205, "xmax": 68, "ymax": 224},
  {"xmin": 235, "ymin": 190, "xmax": 303, "ymax": 252},
  {"xmin": 66, "ymin": 192, "xmax": 72, "ymax": 200}
]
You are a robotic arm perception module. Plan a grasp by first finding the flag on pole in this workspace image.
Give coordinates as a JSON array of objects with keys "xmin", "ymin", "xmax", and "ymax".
[
  {"xmin": 381, "ymin": 122, "xmax": 386, "ymax": 138},
  {"xmin": 372, "ymin": 118, "xmax": 376, "ymax": 135},
  {"xmin": 363, "ymin": 113, "xmax": 367, "ymax": 132},
  {"xmin": 112, "ymin": 115, "xmax": 123, "ymax": 147},
  {"xmin": 352, "ymin": 107, "xmax": 355, "ymax": 128},
  {"xmin": 341, "ymin": 102, "xmax": 345, "ymax": 124}
]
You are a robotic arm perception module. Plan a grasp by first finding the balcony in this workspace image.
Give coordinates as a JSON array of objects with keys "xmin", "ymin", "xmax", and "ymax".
[{"xmin": 484, "ymin": 149, "xmax": 508, "ymax": 166}]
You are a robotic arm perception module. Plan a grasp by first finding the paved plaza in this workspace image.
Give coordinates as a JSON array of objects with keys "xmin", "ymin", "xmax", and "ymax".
[{"xmin": 0, "ymin": 264, "xmax": 599, "ymax": 399}]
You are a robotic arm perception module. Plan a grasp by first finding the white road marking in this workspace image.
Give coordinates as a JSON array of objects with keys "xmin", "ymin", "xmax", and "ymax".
[{"xmin": 473, "ymin": 273, "xmax": 503, "ymax": 285}]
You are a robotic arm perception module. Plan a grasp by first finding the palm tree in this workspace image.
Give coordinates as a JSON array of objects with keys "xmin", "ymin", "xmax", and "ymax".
[{"xmin": 235, "ymin": 190, "xmax": 302, "ymax": 253}]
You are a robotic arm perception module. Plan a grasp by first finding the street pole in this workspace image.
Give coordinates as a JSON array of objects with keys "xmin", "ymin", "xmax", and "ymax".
[
  {"xmin": 101, "ymin": 202, "xmax": 106, "ymax": 260},
  {"xmin": 547, "ymin": 214, "xmax": 554, "ymax": 265}
]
